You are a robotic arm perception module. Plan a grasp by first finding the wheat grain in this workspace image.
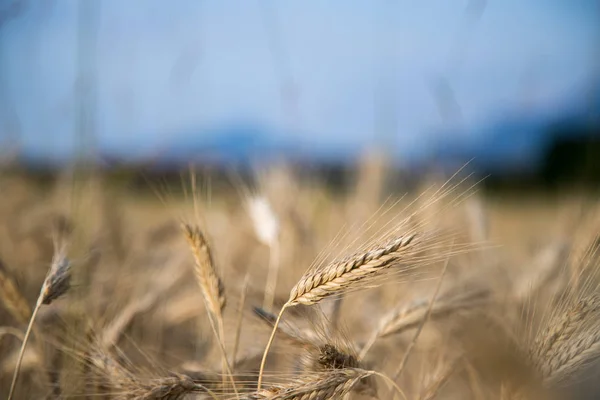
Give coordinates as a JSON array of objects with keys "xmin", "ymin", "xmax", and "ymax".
[
  {"xmin": 245, "ymin": 368, "xmax": 373, "ymax": 399},
  {"xmin": 128, "ymin": 373, "xmax": 219, "ymax": 400},
  {"xmin": 182, "ymin": 223, "xmax": 226, "ymax": 315},
  {"xmin": 530, "ymin": 294, "xmax": 600, "ymax": 388},
  {"xmin": 289, "ymin": 233, "xmax": 417, "ymax": 306},
  {"xmin": 181, "ymin": 222, "xmax": 237, "ymax": 395},
  {"xmin": 257, "ymin": 232, "xmax": 422, "ymax": 389}
]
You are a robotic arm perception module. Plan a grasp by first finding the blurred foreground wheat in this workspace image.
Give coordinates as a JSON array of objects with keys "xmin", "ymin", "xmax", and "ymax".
[{"xmin": 1, "ymin": 164, "xmax": 599, "ymax": 400}]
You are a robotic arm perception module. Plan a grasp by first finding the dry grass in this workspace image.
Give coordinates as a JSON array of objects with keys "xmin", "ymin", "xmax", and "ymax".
[
  {"xmin": 1, "ymin": 165, "xmax": 600, "ymax": 400},
  {"xmin": 0, "ymin": 259, "xmax": 32, "ymax": 325}
]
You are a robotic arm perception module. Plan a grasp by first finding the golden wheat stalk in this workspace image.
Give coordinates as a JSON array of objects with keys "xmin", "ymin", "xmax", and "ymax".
[
  {"xmin": 360, "ymin": 286, "xmax": 488, "ymax": 359},
  {"xmin": 181, "ymin": 222, "xmax": 238, "ymax": 396},
  {"xmin": 232, "ymin": 273, "xmax": 250, "ymax": 369},
  {"xmin": 254, "ymin": 305, "xmax": 377, "ymax": 396},
  {"xmin": 257, "ymin": 232, "xmax": 421, "ymax": 389},
  {"xmin": 245, "ymin": 368, "xmax": 374, "ymax": 400},
  {"xmin": 530, "ymin": 294, "xmax": 600, "ymax": 388},
  {"xmin": 128, "ymin": 373, "xmax": 219, "ymax": 400},
  {"xmin": 182, "ymin": 223, "xmax": 226, "ymax": 315},
  {"xmin": 309, "ymin": 344, "xmax": 378, "ymax": 398},
  {"xmin": 8, "ymin": 243, "xmax": 72, "ymax": 400},
  {"xmin": 289, "ymin": 233, "xmax": 417, "ymax": 306},
  {"xmin": 88, "ymin": 344, "xmax": 220, "ymax": 400}
]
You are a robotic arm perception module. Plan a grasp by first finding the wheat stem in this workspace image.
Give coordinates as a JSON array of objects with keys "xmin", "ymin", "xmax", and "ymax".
[
  {"xmin": 359, "ymin": 328, "xmax": 380, "ymax": 360},
  {"xmin": 257, "ymin": 302, "xmax": 288, "ymax": 390},
  {"xmin": 371, "ymin": 370, "xmax": 408, "ymax": 400},
  {"xmin": 204, "ymin": 308, "xmax": 239, "ymax": 396},
  {"xmin": 263, "ymin": 239, "xmax": 280, "ymax": 312},
  {"xmin": 232, "ymin": 273, "xmax": 250, "ymax": 369},
  {"xmin": 8, "ymin": 298, "xmax": 41, "ymax": 400}
]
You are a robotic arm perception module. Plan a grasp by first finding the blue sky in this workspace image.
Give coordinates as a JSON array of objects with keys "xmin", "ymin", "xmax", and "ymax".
[{"xmin": 0, "ymin": 0, "xmax": 598, "ymax": 161}]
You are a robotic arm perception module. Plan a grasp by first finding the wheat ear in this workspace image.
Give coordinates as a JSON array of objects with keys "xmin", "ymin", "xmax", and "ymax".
[
  {"xmin": 257, "ymin": 232, "xmax": 418, "ymax": 389},
  {"xmin": 8, "ymin": 246, "xmax": 71, "ymax": 400},
  {"xmin": 181, "ymin": 223, "xmax": 238, "ymax": 396},
  {"xmin": 289, "ymin": 233, "xmax": 417, "ymax": 306},
  {"xmin": 359, "ymin": 286, "xmax": 488, "ymax": 359},
  {"xmin": 530, "ymin": 294, "xmax": 600, "ymax": 387},
  {"xmin": 247, "ymin": 368, "xmax": 375, "ymax": 400},
  {"xmin": 129, "ymin": 373, "xmax": 219, "ymax": 400}
]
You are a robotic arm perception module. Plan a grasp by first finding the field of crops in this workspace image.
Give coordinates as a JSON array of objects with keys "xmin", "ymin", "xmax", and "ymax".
[{"xmin": 1, "ymin": 164, "xmax": 598, "ymax": 400}]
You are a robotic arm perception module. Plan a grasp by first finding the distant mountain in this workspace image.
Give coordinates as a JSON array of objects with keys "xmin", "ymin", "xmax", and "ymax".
[
  {"xmin": 141, "ymin": 121, "xmax": 365, "ymax": 168},
  {"xmin": 12, "ymin": 84, "xmax": 599, "ymax": 175},
  {"xmin": 428, "ymin": 85, "xmax": 600, "ymax": 175},
  {"xmin": 428, "ymin": 113, "xmax": 552, "ymax": 173},
  {"xmin": 141, "ymin": 123, "xmax": 305, "ymax": 167}
]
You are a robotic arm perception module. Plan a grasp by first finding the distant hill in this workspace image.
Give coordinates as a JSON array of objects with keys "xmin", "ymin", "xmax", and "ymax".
[
  {"xmin": 429, "ymin": 85, "xmax": 600, "ymax": 177},
  {"xmin": 10, "ymin": 84, "xmax": 600, "ymax": 181},
  {"xmin": 131, "ymin": 121, "xmax": 366, "ymax": 169},
  {"xmin": 154, "ymin": 123, "xmax": 303, "ymax": 165}
]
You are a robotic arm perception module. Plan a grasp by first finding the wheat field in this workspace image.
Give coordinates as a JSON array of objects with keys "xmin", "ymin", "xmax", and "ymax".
[{"xmin": 1, "ymin": 161, "xmax": 599, "ymax": 400}]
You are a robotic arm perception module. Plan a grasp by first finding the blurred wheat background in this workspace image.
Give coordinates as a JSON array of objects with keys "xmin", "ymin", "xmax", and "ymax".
[{"xmin": 1, "ymin": 1, "xmax": 600, "ymax": 399}]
